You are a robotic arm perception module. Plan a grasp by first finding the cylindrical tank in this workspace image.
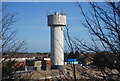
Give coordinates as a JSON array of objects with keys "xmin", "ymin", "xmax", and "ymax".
[
  {"xmin": 48, "ymin": 12, "xmax": 66, "ymax": 26},
  {"xmin": 48, "ymin": 12, "xmax": 66, "ymax": 69}
]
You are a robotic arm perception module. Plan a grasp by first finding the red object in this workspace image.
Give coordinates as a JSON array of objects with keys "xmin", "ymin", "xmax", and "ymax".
[
  {"xmin": 19, "ymin": 62, "xmax": 25, "ymax": 65},
  {"xmin": 46, "ymin": 60, "xmax": 51, "ymax": 65}
]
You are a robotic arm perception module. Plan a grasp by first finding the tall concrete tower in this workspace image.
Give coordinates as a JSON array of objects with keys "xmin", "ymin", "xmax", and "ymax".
[{"xmin": 48, "ymin": 12, "xmax": 66, "ymax": 69}]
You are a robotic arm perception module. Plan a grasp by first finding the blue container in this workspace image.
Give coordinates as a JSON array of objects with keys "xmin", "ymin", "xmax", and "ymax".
[{"xmin": 67, "ymin": 59, "xmax": 77, "ymax": 62}]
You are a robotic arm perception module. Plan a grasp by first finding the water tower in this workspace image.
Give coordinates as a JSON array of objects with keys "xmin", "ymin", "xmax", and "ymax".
[{"xmin": 47, "ymin": 12, "xmax": 66, "ymax": 69}]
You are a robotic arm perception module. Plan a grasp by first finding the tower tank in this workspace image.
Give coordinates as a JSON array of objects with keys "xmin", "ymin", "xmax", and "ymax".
[{"xmin": 47, "ymin": 12, "xmax": 66, "ymax": 69}]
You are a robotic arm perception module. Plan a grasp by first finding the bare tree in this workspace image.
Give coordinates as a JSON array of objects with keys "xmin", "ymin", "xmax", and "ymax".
[
  {"xmin": 1, "ymin": 5, "xmax": 27, "ymax": 79},
  {"xmin": 72, "ymin": 1, "xmax": 120, "ymax": 80},
  {"xmin": 1, "ymin": 13, "xmax": 26, "ymax": 55},
  {"xmin": 64, "ymin": 1, "xmax": 120, "ymax": 81}
]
